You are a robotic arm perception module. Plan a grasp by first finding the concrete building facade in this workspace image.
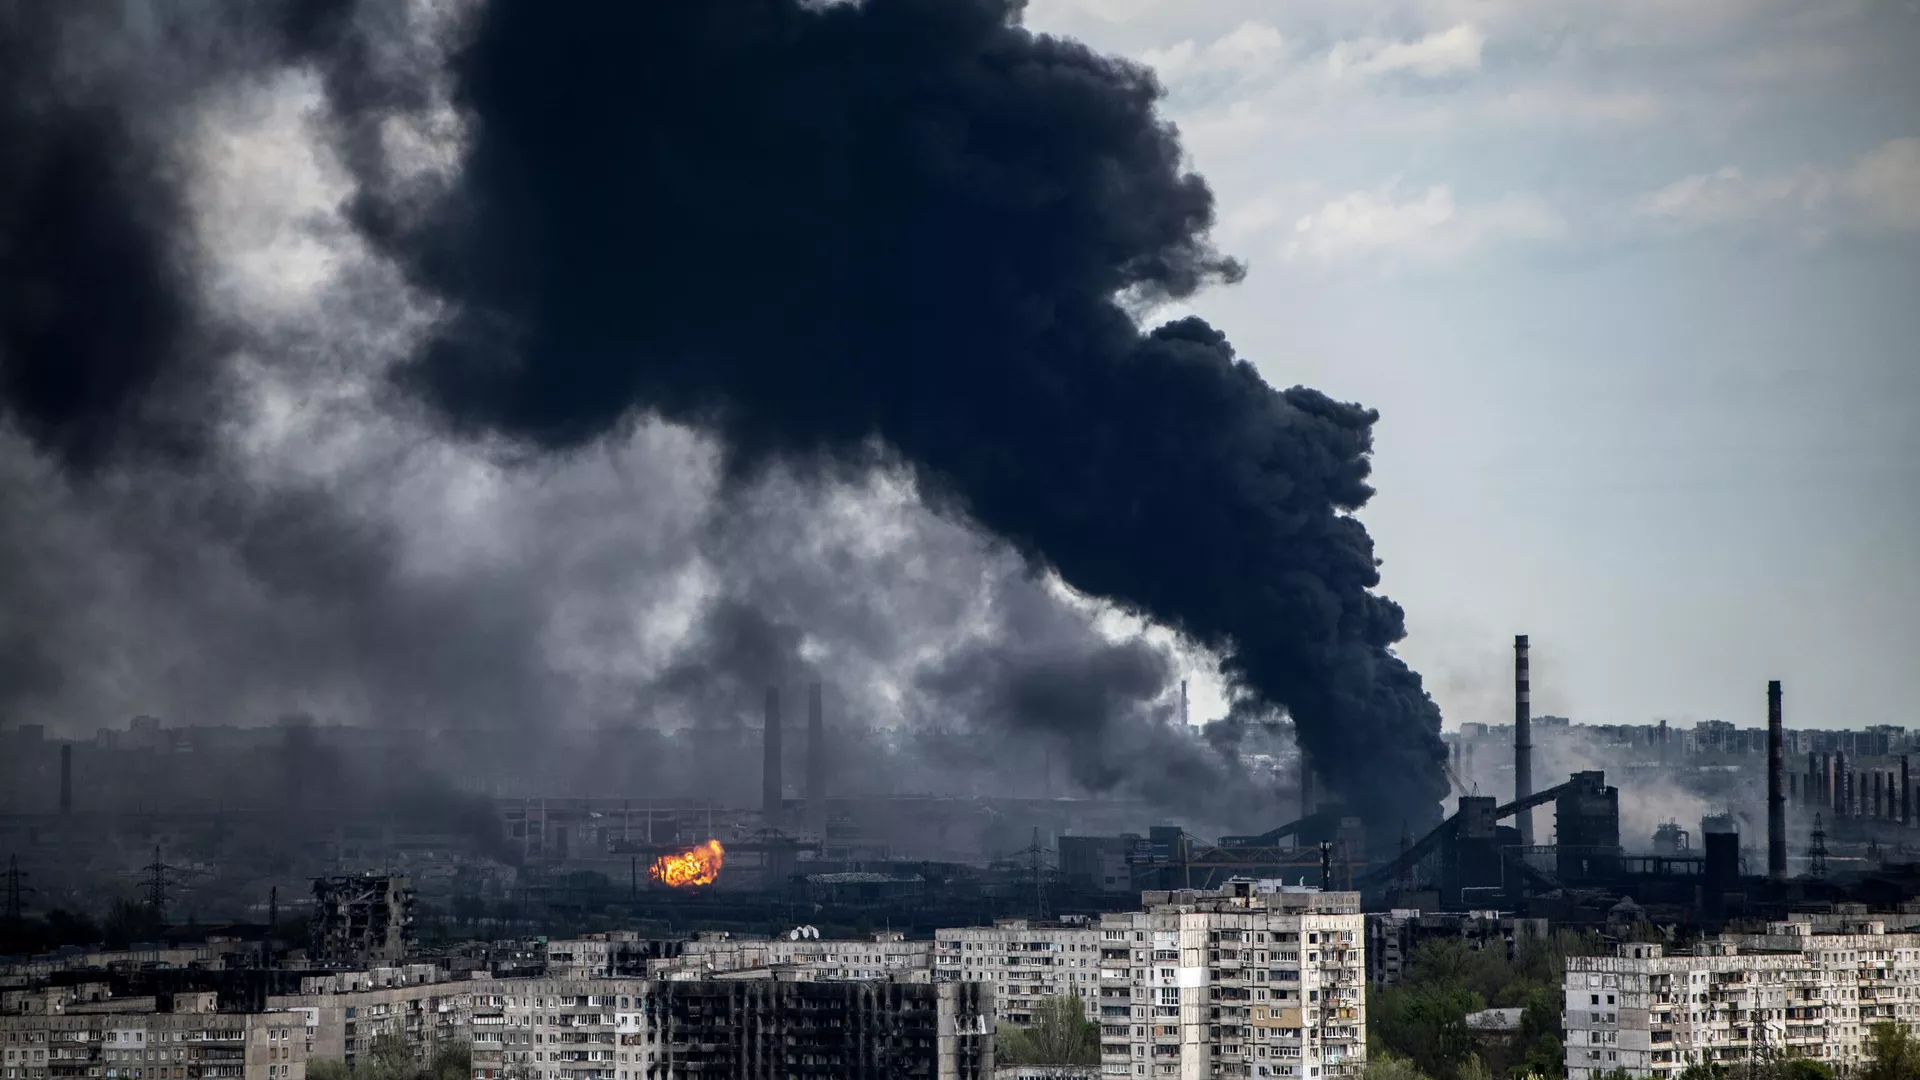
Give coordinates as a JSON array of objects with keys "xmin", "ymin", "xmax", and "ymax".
[
  {"xmin": 934, "ymin": 919, "xmax": 1102, "ymax": 1027},
  {"xmin": 1565, "ymin": 921, "xmax": 1920, "ymax": 1080},
  {"xmin": 309, "ymin": 875, "xmax": 415, "ymax": 969},
  {"xmin": 0, "ymin": 994, "xmax": 306, "ymax": 1080},
  {"xmin": 1094, "ymin": 883, "xmax": 1366, "ymax": 1080},
  {"xmin": 649, "ymin": 931, "xmax": 932, "ymax": 983},
  {"xmin": 466, "ymin": 975, "xmax": 992, "ymax": 1080},
  {"xmin": 1365, "ymin": 910, "xmax": 1551, "ymax": 989}
]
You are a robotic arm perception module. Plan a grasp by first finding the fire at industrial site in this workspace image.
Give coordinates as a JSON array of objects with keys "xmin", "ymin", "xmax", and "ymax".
[{"xmin": 649, "ymin": 840, "xmax": 725, "ymax": 887}]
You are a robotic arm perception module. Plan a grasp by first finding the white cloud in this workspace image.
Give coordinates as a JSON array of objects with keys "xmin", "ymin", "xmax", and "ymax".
[
  {"xmin": 1327, "ymin": 23, "xmax": 1485, "ymax": 80},
  {"xmin": 1845, "ymin": 137, "xmax": 1920, "ymax": 231},
  {"xmin": 1279, "ymin": 185, "xmax": 1565, "ymax": 265},
  {"xmin": 1635, "ymin": 166, "xmax": 1831, "ymax": 226},
  {"xmin": 1139, "ymin": 21, "xmax": 1286, "ymax": 83},
  {"xmin": 1636, "ymin": 138, "xmax": 1920, "ymax": 235},
  {"xmin": 1483, "ymin": 85, "xmax": 1664, "ymax": 127}
]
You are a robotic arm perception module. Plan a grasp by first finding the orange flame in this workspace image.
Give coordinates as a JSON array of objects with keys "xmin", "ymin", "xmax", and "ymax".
[{"xmin": 649, "ymin": 839, "xmax": 725, "ymax": 887}]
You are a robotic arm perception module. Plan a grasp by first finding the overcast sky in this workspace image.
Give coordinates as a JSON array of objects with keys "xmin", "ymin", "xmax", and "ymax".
[{"xmin": 1027, "ymin": 0, "xmax": 1920, "ymax": 731}]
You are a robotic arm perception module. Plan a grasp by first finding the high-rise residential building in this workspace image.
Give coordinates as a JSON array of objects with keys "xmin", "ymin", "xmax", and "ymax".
[
  {"xmin": 1565, "ymin": 920, "xmax": 1920, "ymax": 1080},
  {"xmin": 934, "ymin": 918, "xmax": 1103, "ymax": 1026},
  {"xmin": 1094, "ymin": 882, "xmax": 1366, "ymax": 1080}
]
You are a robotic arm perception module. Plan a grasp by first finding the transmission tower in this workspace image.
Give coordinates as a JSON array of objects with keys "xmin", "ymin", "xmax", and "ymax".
[
  {"xmin": 4, "ymin": 855, "xmax": 32, "ymax": 922},
  {"xmin": 1011, "ymin": 828, "xmax": 1054, "ymax": 921},
  {"xmin": 1809, "ymin": 814, "xmax": 1829, "ymax": 880},
  {"xmin": 140, "ymin": 846, "xmax": 193, "ymax": 921}
]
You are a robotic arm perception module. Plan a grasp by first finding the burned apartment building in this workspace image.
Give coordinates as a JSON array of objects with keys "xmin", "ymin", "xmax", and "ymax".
[
  {"xmin": 467, "ymin": 976, "xmax": 993, "ymax": 1080},
  {"xmin": 1365, "ymin": 910, "xmax": 1551, "ymax": 989},
  {"xmin": 309, "ymin": 876, "xmax": 415, "ymax": 969}
]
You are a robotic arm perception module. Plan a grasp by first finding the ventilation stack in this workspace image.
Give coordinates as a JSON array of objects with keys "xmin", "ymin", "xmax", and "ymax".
[
  {"xmin": 59, "ymin": 744, "xmax": 72, "ymax": 815},
  {"xmin": 763, "ymin": 687, "xmax": 782, "ymax": 826},
  {"xmin": 1767, "ymin": 680, "xmax": 1786, "ymax": 881},
  {"xmin": 806, "ymin": 682, "xmax": 827, "ymax": 838},
  {"xmin": 1905, "ymin": 755, "xmax": 1913, "ymax": 827},
  {"xmin": 1514, "ymin": 634, "xmax": 1533, "ymax": 846}
]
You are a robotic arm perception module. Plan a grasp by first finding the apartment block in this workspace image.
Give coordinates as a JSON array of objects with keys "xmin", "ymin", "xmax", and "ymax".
[
  {"xmin": 309, "ymin": 875, "xmax": 416, "ymax": 969},
  {"xmin": 265, "ymin": 968, "xmax": 466, "ymax": 1069},
  {"xmin": 934, "ymin": 919, "xmax": 1102, "ymax": 1026},
  {"xmin": 1365, "ymin": 910, "xmax": 1551, "ymax": 989},
  {"xmin": 1565, "ymin": 921, "xmax": 1920, "ymax": 1080},
  {"xmin": 465, "ymin": 975, "xmax": 992, "ymax": 1080},
  {"xmin": 648, "ymin": 931, "xmax": 932, "ymax": 982},
  {"xmin": 1094, "ymin": 882, "xmax": 1366, "ymax": 1080},
  {"xmin": 0, "ymin": 993, "xmax": 306, "ymax": 1080}
]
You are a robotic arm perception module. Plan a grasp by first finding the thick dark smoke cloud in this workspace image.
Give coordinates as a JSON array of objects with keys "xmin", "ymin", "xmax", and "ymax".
[
  {"xmin": 0, "ymin": 0, "xmax": 351, "ymax": 469},
  {"xmin": 1, "ymin": 0, "xmax": 1440, "ymax": 852},
  {"xmin": 321, "ymin": 0, "xmax": 1448, "ymax": 828}
]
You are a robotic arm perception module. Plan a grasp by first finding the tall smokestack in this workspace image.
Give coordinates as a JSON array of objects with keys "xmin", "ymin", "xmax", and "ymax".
[
  {"xmin": 1905, "ymin": 755, "xmax": 1912, "ymax": 827},
  {"xmin": 59, "ymin": 744, "xmax": 72, "ymax": 815},
  {"xmin": 1514, "ymin": 634, "xmax": 1533, "ymax": 846},
  {"xmin": 806, "ymin": 681, "xmax": 826, "ymax": 838},
  {"xmin": 763, "ymin": 687, "xmax": 782, "ymax": 826},
  {"xmin": 1767, "ymin": 680, "xmax": 1785, "ymax": 880}
]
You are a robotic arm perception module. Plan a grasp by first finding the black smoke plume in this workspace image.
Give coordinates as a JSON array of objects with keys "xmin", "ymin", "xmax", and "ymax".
[
  {"xmin": 0, "ymin": 0, "xmax": 349, "ymax": 469},
  {"xmin": 322, "ymin": 0, "xmax": 1449, "ymax": 829}
]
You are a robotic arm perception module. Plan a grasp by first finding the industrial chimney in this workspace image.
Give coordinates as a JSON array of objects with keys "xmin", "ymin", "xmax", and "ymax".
[
  {"xmin": 806, "ymin": 682, "xmax": 826, "ymax": 837},
  {"xmin": 1905, "ymin": 755, "xmax": 1912, "ymax": 827},
  {"xmin": 763, "ymin": 687, "xmax": 782, "ymax": 826},
  {"xmin": 59, "ymin": 744, "xmax": 72, "ymax": 815},
  {"xmin": 1514, "ymin": 635, "xmax": 1533, "ymax": 846},
  {"xmin": 1767, "ymin": 680, "xmax": 1786, "ymax": 881}
]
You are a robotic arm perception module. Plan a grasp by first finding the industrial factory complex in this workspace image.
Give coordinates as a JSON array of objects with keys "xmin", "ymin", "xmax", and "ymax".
[{"xmin": 10, "ymin": 635, "xmax": 1920, "ymax": 1079}]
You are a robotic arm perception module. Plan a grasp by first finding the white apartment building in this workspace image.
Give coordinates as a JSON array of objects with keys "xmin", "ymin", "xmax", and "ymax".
[
  {"xmin": 1094, "ymin": 882, "xmax": 1366, "ymax": 1080},
  {"xmin": 934, "ymin": 918, "xmax": 1103, "ymax": 1026},
  {"xmin": 1566, "ymin": 920, "xmax": 1920, "ymax": 1080}
]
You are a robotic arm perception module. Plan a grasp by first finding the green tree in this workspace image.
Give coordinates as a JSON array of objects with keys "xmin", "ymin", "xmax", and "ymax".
[
  {"xmin": 308, "ymin": 1061, "xmax": 350, "ymax": 1080},
  {"xmin": 1768, "ymin": 1058, "xmax": 1834, "ymax": 1080},
  {"xmin": 1677, "ymin": 1062, "xmax": 1727, "ymax": 1080},
  {"xmin": 429, "ymin": 1042, "xmax": 470, "ymax": 1080},
  {"xmin": 1365, "ymin": 1053, "xmax": 1435, "ymax": 1080},
  {"xmin": 1863, "ymin": 1023, "xmax": 1920, "ymax": 1080},
  {"xmin": 1370, "ymin": 984, "xmax": 1484, "ymax": 1080},
  {"xmin": 362, "ymin": 1034, "xmax": 420, "ymax": 1080},
  {"xmin": 995, "ymin": 994, "xmax": 1099, "ymax": 1066}
]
